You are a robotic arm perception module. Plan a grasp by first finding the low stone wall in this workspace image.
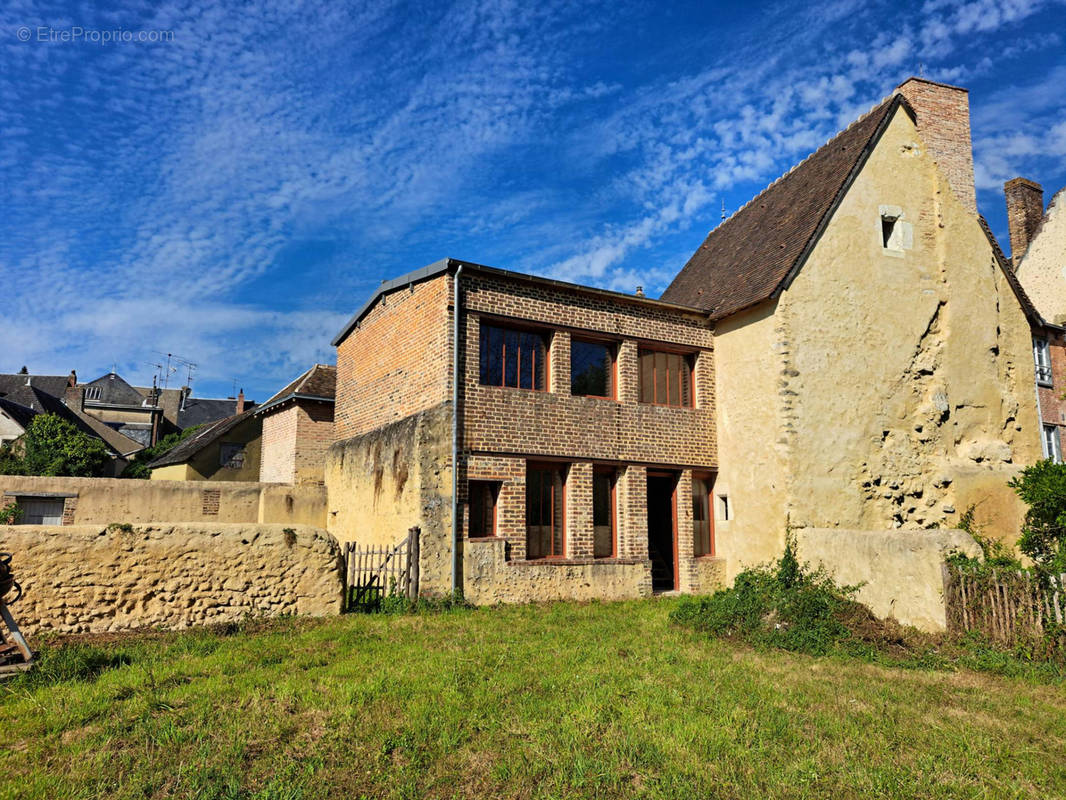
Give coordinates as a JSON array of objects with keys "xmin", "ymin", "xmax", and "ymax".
[
  {"xmin": 462, "ymin": 537, "xmax": 650, "ymax": 604},
  {"xmin": 795, "ymin": 527, "xmax": 982, "ymax": 632},
  {"xmin": 0, "ymin": 523, "xmax": 343, "ymax": 634},
  {"xmin": 0, "ymin": 475, "xmax": 327, "ymax": 528}
]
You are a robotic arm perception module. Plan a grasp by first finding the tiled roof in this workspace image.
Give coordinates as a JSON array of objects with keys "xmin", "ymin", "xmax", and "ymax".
[
  {"xmin": 176, "ymin": 397, "xmax": 253, "ymax": 430},
  {"xmin": 661, "ymin": 95, "xmax": 906, "ymax": 319},
  {"xmin": 0, "ymin": 373, "xmax": 73, "ymax": 400},
  {"xmin": 81, "ymin": 372, "xmax": 152, "ymax": 406},
  {"xmin": 148, "ymin": 407, "xmax": 260, "ymax": 469},
  {"xmin": 0, "ymin": 397, "xmax": 38, "ymax": 431},
  {"xmin": 0, "ymin": 384, "xmax": 143, "ymax": 456},
  {"xmin": 257, "ymin": 365, "xmax": 336, "ymax": 415}
]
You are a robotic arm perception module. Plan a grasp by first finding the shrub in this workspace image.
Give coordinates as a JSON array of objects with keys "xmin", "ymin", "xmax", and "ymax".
[
  {"xmin": 0, "ymin": 414, "xmax": 110, "ymax": 477},
  {"xmin": 0, "ymin": 500, "xmax": 22, "ymax": 525},
  {"xmin": 671, "ymin": 537, "xmax": 860, "ymax": 657},
  {"xmin": 1009, "ymin": 460, "xmax": 1066, "ymax": 573}
]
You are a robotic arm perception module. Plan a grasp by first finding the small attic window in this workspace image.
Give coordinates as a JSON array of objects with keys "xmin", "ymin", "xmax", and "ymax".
[{"xmin": 881, "ymin": 215, "xmax": 898, "ymax": 248}]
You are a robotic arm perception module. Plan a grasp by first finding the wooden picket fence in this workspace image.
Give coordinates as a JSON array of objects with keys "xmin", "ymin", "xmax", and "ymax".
[
  {"xmin": 343, "ymin": 526, "xmax": 420, "ymax": 612},
  {"xmin": 943, "ymin": 563, "xmax": 1065, "ymax": 645}
]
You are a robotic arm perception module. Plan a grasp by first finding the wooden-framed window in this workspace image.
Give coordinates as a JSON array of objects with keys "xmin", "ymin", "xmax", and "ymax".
[
  {"xmin": 638, "ymin": 349, "xmax": 693, "ymax": 407},
  {"xmin": 1044, "ymin": 425, "xmax": 1063, "ymax": 464},
  {"xmin": 1034, "ymin": 338, "xmax": 1052, "ymax": 386},
  {"xmin": 571, "ymin": 339, "xmax": 616, "ymax": 398},
  {"xmin": 692, "ymin": 473, "xmax": 714, "ymax": 557},
  {"xmin": 592, "ymin": 468, "xmax": 617, "ymax": 558},
  {"xmin": 479, "ymin": 322, "xmax": 547, "ymax": 391},
  {"xmin": 526, "ymin": 463, "xmax": 565, "ymax": 559},
  {"xmin": 468, "ymin": 481, "xmax": 499, "ymax": 538}
]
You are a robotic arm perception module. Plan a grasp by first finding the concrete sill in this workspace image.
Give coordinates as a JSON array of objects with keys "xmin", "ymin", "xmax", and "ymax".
[
  {"xmin": 693, "ymin": 555, "xmax": 725, "ymax": 562},
  {"xmin": 509, "ymin": 557, "xmax": 647, "ymax": 567}
]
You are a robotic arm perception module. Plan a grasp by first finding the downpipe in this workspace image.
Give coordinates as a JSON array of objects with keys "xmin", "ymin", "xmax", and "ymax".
[{"xmin": 451, "ymin": 264, "xmax": 463, "ymax": 596}]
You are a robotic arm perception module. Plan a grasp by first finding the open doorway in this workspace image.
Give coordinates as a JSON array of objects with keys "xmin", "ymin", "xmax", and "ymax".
[{"xmin": 646, "ymin": 473, "xmax": 678, "ymax": 591}]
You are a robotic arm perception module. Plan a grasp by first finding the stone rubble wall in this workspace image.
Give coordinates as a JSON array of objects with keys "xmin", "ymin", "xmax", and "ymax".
[{"xmin": 0, "ymin": 523, "xmax": 343, "ymax": 634}]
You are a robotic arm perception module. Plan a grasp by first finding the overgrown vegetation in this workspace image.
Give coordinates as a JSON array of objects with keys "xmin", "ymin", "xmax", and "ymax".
[
  {"xmin": 0, "ymin": 501, "xmax": 22, "ymax": 525},
  {"xmin": 672, "ymin": 538, "xmax": 1065, "ymax": 675},
  {"xmin": 119, "ymin": 425, "xmax": 202, "ymax": 478},
  {"xmin": 2, "ymin": 601, "xmax": 1064, "ymax": 799},
  {"xmin": 0, "ymin": 413, "xmax": 110, "ymax": 477},
  {"xmin": 1010, "ymin": 458, "xmax": 1066, "ymax": 573}
]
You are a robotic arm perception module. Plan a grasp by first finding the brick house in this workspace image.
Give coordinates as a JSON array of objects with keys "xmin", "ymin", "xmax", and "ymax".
[
  {"xmin": 257, "ymin": 364, "xmax": 336, "ymax": 484},
  {"xmin": 1004, "ymin": 178, "xmax": 1066, "ymax": 463},
  {"xmin": 328, "ymin": 262, "xmax": 720, "ymax": 601}
]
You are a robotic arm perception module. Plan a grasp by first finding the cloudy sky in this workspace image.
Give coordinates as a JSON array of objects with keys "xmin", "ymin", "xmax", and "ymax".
[{"xmin": 3, "ymin": 0, "xmax": 1065, "ymax": 399}]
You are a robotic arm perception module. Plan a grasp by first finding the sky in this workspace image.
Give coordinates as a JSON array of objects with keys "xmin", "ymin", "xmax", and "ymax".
[{"xmin": 2, "ymin": 0, "xmax": 1065, "ymax": 400}]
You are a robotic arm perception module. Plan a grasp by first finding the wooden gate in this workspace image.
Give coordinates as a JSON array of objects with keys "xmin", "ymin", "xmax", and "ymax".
[{"xmin": 343, "ymin": 526, "xmax": 420, "ymax": 612}]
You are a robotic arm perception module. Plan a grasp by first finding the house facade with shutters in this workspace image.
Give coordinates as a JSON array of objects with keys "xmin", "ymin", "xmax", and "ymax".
[{"xmin": 326, "ymin": 78, "xmax": 1049, "ymax": 621}]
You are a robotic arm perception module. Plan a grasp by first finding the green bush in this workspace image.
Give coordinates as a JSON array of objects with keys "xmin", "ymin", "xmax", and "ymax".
[
  {"xmin": 1009, "ymin": 459, "xmax": 1066, "ymax": 573},
  {"xmin": 120, "ymin": 425, "xmax": 202, "ymax": 479},
  {"xmin": 0, "ymin": 414, "xmax": 110, "ymax": 477},
  {"xmin": 671, "ymin": 538, "xmax": 860, "ymax": 657}
]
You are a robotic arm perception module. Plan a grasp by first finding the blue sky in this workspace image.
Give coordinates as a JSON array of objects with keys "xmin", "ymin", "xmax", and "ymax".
[{"xmin": 3, "ymin": 0, "xmax": 1065, "ymax": 400}]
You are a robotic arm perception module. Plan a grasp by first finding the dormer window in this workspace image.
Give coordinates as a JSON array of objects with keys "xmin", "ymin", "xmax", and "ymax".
[{"xmin": 85, "ymin": 386, "xmax": 101, "ymax": 401}]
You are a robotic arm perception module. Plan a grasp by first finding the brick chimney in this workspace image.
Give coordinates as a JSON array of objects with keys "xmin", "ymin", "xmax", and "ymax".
[
  {"xmin": 236, "ymin": 389, "xmax": 245, "ymax": 414},
  {"xmin": 895, "ymin": 78, "xmax": 977, "ymax": 213},
  {"xmin": 1004, "ymin": 177, "xmax": 1044, "ymax": 266}
]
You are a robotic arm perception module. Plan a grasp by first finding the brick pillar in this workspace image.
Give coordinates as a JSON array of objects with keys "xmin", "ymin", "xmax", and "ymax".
[
  {"xmin": 675, "ymin": 470, "xmax": 696, "ymax": 592},
  {"xmin": 617, "ymin": 340, "xmax": 639, "ymax": 404},
  {"xmin": 895, "ymin": 78, "xmax": 976, "ymax": 213},
  {"xmin": 618, "ymin": 465, "xmax": 647, "ymax": 560},
  {"xmin": 550, "ymin": 330, "xmax": 571, "ymax": 395},
  {"xmin": 693, "ymin": 350, "xmax": 714, "ymax": 411},
  {"xmin": 566, "ymin": 462, "xmax": 594, "ymax": 558},
  {"xmin": 1004, "ymin": 178, "xmax": 1044, "ymax": 266}
]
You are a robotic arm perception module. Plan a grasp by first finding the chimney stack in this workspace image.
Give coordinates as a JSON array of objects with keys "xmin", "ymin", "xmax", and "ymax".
[
  {"xmin": 895, "ymin": 78, "xmax": 977, "ymax": 213},
  {"xmin": 236, "ymin": 389, "xmax": 245, "ymax": 414},
  {"xmin": 1004, "ymin": 177, "xmax": 1044, "ymax": 266}
]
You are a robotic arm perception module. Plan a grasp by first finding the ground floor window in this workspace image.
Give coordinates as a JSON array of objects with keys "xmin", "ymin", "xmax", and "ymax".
[
  {"xmin": 527, "ymin": 463, "xmax": 565, "ymax": 558},
  {"xmin": 593, "ymin": 469, "xmax": 616, "ymax": 558},
  {"xmin": 692, "ymin": 474, "xmax": 714, "ymax": 557},
  {"xmin": 468, "ymin": 481, "xmax": 498, "ymax": 537},
  {"xmin": 1044, "ymin": 425, "xmax": 1063, "ymax": 464}
]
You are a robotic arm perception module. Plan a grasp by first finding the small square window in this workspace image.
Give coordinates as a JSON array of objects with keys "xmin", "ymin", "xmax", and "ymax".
[
  {"xmin": 717, "ymin": 494, "xmax": 731, "ymax": 521},
  {"xmin": 468, "ymin": 481, "xmax": 499, "ymax": 538},
  {"xmin": 219, "ymin": 442, "xmax": 246, "ymax": 469}
]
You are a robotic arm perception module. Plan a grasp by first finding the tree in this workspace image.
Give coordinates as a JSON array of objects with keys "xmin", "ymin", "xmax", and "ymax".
[
  {"xmin": 120, "ymin": 425, "xmax": 202, "ymax": 479},
  {"xmin": 1009, "ymin": 459, "xmax": 1066, "ymax": 573},
  {"xmin": 0, "ymin": 414, "xmax": 111, "ymax": 477}
]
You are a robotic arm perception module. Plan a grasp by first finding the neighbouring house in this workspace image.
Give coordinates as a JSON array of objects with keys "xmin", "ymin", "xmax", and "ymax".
[
  {"xmin": 77, "ymin": 371, "xmax": 165, "ymax": 447},
  {"xmin": 328, "ymin": 260, "xmax": 719, "ymax": 602},
  {"xmin": 0, "ymin": 374, "xmax": 144, "ymax": 475},
  {"xmin": 256, "ymin": 365, "xmax": 335, "ymax": 485},
  {"xmin": 1003, "ymin": 178, "xmax": 1066, "ymax": 464},
  {"xmin": 326, "ymin": 77, "xmax": 1047, "ymax": 624},
  {"xmin": 147, "ymin": 407, "xmax": 262, "ymax": 481}
]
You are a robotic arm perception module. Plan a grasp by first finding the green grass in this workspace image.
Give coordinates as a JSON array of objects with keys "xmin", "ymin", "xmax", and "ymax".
[{"xmin": 2, "ymin": 600, "xmax": 1065, "ymax": 799}]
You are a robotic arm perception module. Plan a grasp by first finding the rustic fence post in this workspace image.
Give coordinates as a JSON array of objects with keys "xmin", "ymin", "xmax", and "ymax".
[{"xmin": 409, "ymin": 526, "xmax": 421, "ymax": 600}]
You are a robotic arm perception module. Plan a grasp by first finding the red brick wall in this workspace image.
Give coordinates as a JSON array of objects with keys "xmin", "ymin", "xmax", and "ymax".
[
  {"xmin": 260, "ymin": 405, "xmax": 298, "ymax": 483},
  {"xmin": 334, "ymin": 275, "xmax": 452, "ymax": 441},
  {"xmin": 261, "ymin": 401, "xmax": 335, "ymax": 483},
  {"xmin": 1038, "ymin": 326, "xmax": 1066, "ymax": 458}
]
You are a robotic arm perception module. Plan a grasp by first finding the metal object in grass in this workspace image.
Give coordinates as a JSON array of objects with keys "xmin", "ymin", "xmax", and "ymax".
[{"xmin": 0, "ymin": 553, "xmax": 33, "ymax": 676}]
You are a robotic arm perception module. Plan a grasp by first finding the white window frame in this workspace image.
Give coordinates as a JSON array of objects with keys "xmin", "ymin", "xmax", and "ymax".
[
  {"xmin": 1034, "ymin": 338, "xmax": 1052, "ymax": 387},
  {"xmin": 1043, "ymin": 425, "xmax": 1062, "ymax": 464}
]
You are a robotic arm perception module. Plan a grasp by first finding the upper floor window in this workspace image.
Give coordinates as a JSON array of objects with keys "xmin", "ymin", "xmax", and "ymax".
[
  {"xmin": 479, "ymin": 323, "xmax": 547, "ymax": 391},
  {"xmin": 638, "ymin": 349, "xmax": 693, "ymax": 407},
  {"xmin": 1034, "ymin": 338, "xmax": 1052, "ymax": 386},
  {"xmin": 571, "ymin": 339, "xmax": 616, "ymax": 398},
  {"xmin": 1043, "ymin": 425, "xmax": 1062, "ymax": 464},
  {"xmin": 693, "ymin": 474, "xmax": 714, "ymax": 557}
]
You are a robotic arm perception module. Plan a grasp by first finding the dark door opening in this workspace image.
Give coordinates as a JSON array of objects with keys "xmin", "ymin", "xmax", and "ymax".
[{"xmin": 647, "ymin": 473, "xmax": 678, "ymax": 591}]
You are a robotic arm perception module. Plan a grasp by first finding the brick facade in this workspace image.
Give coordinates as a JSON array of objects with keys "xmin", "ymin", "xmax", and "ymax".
[
  {"xmin": 1037, "ymin": 325, "xmax": 1066, "ymax": 460},
  {"xmin": 332, "ymin": 264, "xmax": 724, "ymax": 597},
  {"xmin": 260, "ymin": 401, "xmax": 334, "ymax": 484}
]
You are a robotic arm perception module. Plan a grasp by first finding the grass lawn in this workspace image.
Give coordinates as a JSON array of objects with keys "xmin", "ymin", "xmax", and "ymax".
[{"xmin": 1, "ymin": 599, "xmax": 1064, "ymax": 799}]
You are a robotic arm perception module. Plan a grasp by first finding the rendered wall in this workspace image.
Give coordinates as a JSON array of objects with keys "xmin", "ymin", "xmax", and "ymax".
[
  {"xmin": 796, "ymin": 527, "xmax": 981, "ymax": 631},
  {"xmin": 778, "ymin": 105, "xmax": 1041, "ymax": 540},
  {"xmin": 711, "ymin": 301, "xmax": 791, "ymax": 581},
  {"xmin": 0, "ymin": 475, "xmax": 326, "ymax": 527},
  {"xmin": 0, "ymin": 523, "xmax": 343, "ymax": 634},
  {"xmin": 1016, "ymin": 187, "xmax": 1066, "ymax": 324}
]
